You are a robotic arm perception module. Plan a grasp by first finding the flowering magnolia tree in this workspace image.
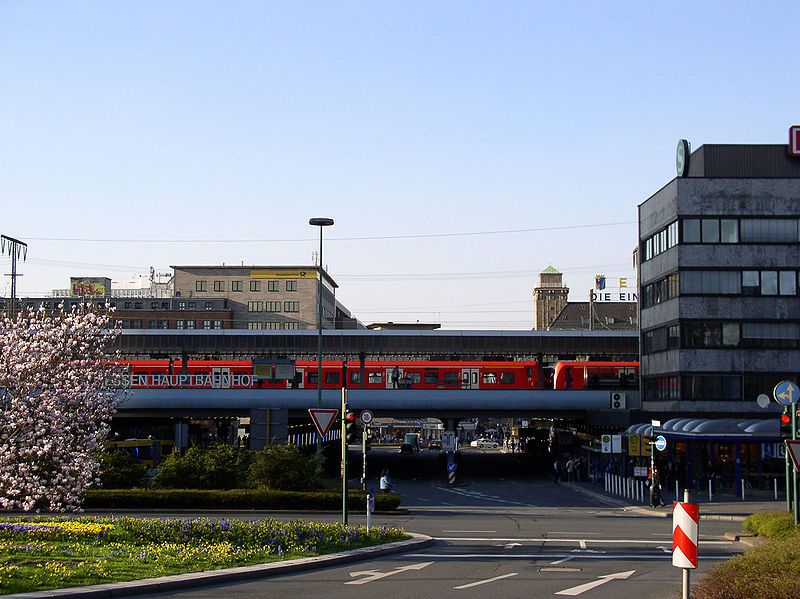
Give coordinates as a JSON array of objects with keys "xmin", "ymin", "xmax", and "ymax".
[{"xmin": 0, "ymin": 305, "xmax": 125, "ymax": 511}]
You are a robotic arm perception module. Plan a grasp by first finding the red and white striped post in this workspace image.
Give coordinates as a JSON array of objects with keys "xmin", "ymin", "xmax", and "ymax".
[{"xmin": 673, "ymin": 489, "xmax": 698, "ymax": 599}]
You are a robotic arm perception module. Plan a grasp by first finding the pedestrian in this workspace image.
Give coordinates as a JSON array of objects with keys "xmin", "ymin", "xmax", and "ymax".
[
  {"xmin": 553, "ymin": 458, "xmax": 561, "ymax": 483},
  {"xmin": 649, "ymin": 467, "xmax": 665, "ymax": 507},
  {"xmin": 565, "ymin": 457, "xmax": 575, "ymax": 482},
  {"xmin": 392, "ymin": 366, "xmax": 400, "ymax": 389},
  {"xmin": 380, "ymin": 468, "xmax": 393, "ymax": 493},
  {"xmin": 575, "ymin": 456, "xmax": 583, "ymax": 483}
]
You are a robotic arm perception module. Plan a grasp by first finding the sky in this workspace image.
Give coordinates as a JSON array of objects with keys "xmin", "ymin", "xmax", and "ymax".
[{"xmin": 1, "ymin": 1, "xmax": 798, "ymax": 329}]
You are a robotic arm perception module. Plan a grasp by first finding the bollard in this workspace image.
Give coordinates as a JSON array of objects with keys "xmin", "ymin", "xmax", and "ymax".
[
  {"xmin": 708, "ymin": 479, "xmax": 712, "ymax": 503},
  {"xmin": 605, "ymin": 473, "xmax": 609, "ymax": 493},
  {"xmin": 675, "ymin": 480, "xmax": 679, "ymax": 501},
  {"xmin": 741, "ymin": 478, "xmax": 745, "ymax": 501},
  {"xmin": 775, "ymin": 477, "xmax": 779, "ymax": 501},
  {"xmin": 366, "ymin": 487, "xmax": 375, "ymax": 532}
]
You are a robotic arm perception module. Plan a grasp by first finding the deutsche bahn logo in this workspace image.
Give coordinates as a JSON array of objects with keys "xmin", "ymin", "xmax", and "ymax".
[
  {"xmin": 790, "ymin": 126, "xmax": 800, "ymax": 158},
  {"xmin": 672, "ymin": 501, "xmax": 699, "ymax": 569}
]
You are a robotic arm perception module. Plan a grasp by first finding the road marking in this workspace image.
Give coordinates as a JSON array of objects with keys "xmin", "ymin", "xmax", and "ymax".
[
  {"xmin": 579, "ymin": 540, "xmax": 587, "ymax": 549},
  {"xmin": 406, "ymin": 553, "xmax": 733, "ymax": 561},
  {"xmin": 657, "ymin": 545, "xmax": 671, "ymax": 553},
  {"xmin": 345, "ymin": 561, "xmax": 434, "ymax": 585},
  {"xmin": 438, "ymin": 486, "xmax": 530, "ymax": 506},
  {"xmin": 443, "ymin": 530, "xmax": 497, "ymax": 533},
  {"xmin": 435, "ymin": 537, "xmax": 732, "ymax": 545},
  {"xmin": 551, "ymin": 532, "xmax": 601, "ymax": 535},
  {"xmin": 454, "ymin": 572, "xmax": 519, "ymax": 589},
  {"xmin": 550, "ymin": 556, "xmax": 575, "ymax": 565},
  {"xmin": 415, "ymin": 497, "xmax": 431, "ymax": 502},
  {"xmin": 540, "ymin": 567, "xmax": 582, "ymax": 572},
  {"xmin": 555, "ymin": 569, "xmax": 635, "ymax": 596}
]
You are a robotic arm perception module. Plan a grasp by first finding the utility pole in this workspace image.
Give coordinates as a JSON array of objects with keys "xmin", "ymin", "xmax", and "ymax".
[{"xmin": 2, "ymin": 235, "xmax": 28, "ymax": 318}]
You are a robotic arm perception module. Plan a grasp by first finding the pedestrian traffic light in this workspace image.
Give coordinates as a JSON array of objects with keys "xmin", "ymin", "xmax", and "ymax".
[
  {"xmin": 780, "ymin": 408, "xmax": 792, "ymax": 439},
  {"xmin": 345, "ymin": 411, "xmax": 359, "ymax": 444}
]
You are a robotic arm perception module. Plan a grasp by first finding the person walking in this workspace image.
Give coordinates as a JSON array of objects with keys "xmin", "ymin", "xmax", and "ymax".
[
  {"xmin": 649, "ymin": 467, "xmax": 666, "ymax": 507},
  {"xmin": 380, "ymin": 468, "xmax": 393, "ymax": 493},
  {"xmin": 565, "ymin": 457, "xmax": 576, "ymax": 482},
  {"xmin": 553, "ymin": 458, "xmax": 561, "ymax": 483}
]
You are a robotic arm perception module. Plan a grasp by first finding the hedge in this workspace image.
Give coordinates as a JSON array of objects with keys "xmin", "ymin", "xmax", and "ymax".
[{"xmin": 84, "ymin": 488, "xmax": 401, "ymax": 511}]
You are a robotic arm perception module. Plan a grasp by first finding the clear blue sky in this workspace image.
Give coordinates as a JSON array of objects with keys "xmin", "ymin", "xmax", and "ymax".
[{"xmin": 1, "ymin": 2, "xmax": 798, "ymax": 328}]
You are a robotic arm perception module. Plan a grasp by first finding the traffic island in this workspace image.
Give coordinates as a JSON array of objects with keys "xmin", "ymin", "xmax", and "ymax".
[{"xmin": 0, "ymin": 516, "xmax": 429, "ymax": 597}]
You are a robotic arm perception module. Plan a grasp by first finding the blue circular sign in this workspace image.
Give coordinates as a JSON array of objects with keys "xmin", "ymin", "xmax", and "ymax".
[
  {"xmin": 447, "ymin": 461, "xmax": 457, "ymax": 473},
  {"xmin": 774, "ymin": 381, "xmax": 800, "ymax": 406},
  {"xmin": 655, "ymin": 435, "xmax": 667, "ymax": 452}
]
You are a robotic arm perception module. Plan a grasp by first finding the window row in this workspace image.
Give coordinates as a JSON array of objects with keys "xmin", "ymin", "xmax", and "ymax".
[
  {"xmin": 196, "ymin": 280, "xmax": 298, "ymax": 292},
  {"xmin": 641, "ymin": 274, "xmax": 680, "ymax": 308},
  {"xmin": 681, "ymin": 269, "xmax": 797, "ymax": 296},
  {"xmin": 644, "ymin": 373, "xmax": 798, "ymax": 402},
  {"xmin": 643, "ymin": 321, "xmax": 800, "ymax": 353},
  {"xmin": 247, "ymin": 301, "xmax": 300, "ymax": 313},
  {"xmin": 643, "ymin": 221, "xmax": 679, "ymax": 261},
  {"xmin": 642, "ymin": 217, "xmax": 800, "ymax": 264},
  {"xmin": 246, "ymin": 322, "xmax": 301, "ymax": 330},
  {"xmin": 122, "ymin": 319, "xmax": 223, "ymax": 329}
]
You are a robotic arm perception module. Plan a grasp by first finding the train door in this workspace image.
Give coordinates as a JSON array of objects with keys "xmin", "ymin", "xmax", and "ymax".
[
  {"xmin": 385, "ymin": 367, "xmax": 395, "ymax": 389},
  {"xmin": 211, "ymin": 367, "xmax": 231, "ymax": 389},
  {"xmin": 462, "ymin": 367, "xmax": 479, "ymax": 389},
  {"xmin": 294, "ymin": 367, "xmax": 305, "ymax": 389}
]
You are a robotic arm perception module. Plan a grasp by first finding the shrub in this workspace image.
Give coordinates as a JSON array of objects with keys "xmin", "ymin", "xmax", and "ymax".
[
  {"xmin": 98, "ymin": 450, "xmax": 148, "ymax": 489},
  {"xmin": 83, "ymin": 488, "xmax": 402, "ymax": 511},
  {"xmin": 743, "ymin": 511, "xmax": 799, "ymax": 540},
  {"xmin": 154, "ymin": 445, "xmax": 250, "ymax": 490},
  {"xmin": 248, "ymin": 444, "xmax": 320, "ymax": 491}
]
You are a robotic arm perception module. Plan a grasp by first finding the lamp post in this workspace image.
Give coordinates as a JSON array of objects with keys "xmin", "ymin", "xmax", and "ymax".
[{"xmin": 309, "ymin": 218, "xmax": 334, "ymax": 464}]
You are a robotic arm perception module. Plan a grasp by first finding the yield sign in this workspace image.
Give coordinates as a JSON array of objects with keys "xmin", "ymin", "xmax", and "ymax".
[
  {"xmin": 786, "ymin": 440, "xmax": 800, "ymax": 471},
  {"xmin": 308, "ymin": 409, "xmax": 338, "ymax": 437}
]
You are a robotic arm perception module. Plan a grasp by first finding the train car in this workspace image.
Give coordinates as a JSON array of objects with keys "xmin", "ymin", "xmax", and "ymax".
[
  {"xmin": 119, "ymin": 359, "xmax": 541, "ymax": 390},
  {"xmin": 552, "ymin": 361, "xmax": 639, "ymax": 390}
]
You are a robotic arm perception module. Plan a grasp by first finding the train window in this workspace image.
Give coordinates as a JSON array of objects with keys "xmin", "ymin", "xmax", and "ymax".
[
  {"xmin": 308, "ymin": 372, "xmax": 319, "ymax": 384},
  {"xmin": 406, "ymin": 372, "xmax": 421, "ymax": 384},
  {"xmin": 482, "ymin": 373, "xmax": 497, "ymax": 384},
  {"xmin": 324, "ymin": 372, "xmax": 340, "ymax": 385},
  {"xmin": 526, "ymin": 367, "xmax": 533, "ymax": 379},
  {"xmin": 424, "ymin": 370, "xmax": 439, "ymax": 384},
  {"xmin": 500, "ymin": 372, "xmax": 515, "ymax": 384},
  {"xmin": 350, "ymin": 372, "xmax": 361, "ymax": 384},
  {"xmin": 443, "ymin": 372, "xmax": 459, "ymax": 385},
  {"xmin": 368, "ymin": 372, "xmax": 383, "ymax": 384}
]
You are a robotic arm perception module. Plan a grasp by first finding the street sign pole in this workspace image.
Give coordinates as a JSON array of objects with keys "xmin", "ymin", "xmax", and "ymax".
[
  {"xmin": 341, "ymin": 386, "xmax": 348, "ymax": 525},
  {"xmin": 362, "ymin": 424, "xmax": 368, "ymax": 491},
  {"xmin": 793, "ymin": 406, "xmax": 798, "ymax": 526}
]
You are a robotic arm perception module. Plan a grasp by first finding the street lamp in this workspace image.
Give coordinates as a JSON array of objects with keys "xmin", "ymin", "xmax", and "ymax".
[{"xmin": 309, "ymin": 218, "xmax": 334, "ymax": 463}]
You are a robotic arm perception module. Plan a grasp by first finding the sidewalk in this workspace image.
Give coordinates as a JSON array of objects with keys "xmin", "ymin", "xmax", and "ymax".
[{"xmin": 565, "ymin": 479, "xmax": 786, "ymax": 520}]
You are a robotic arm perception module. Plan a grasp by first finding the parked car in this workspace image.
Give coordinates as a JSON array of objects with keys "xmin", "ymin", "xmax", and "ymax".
[
  {"xmin": 427, "ymin": 439, "xmax": 442, "ymax": 450},
  {"xmin": 470, "ymin": 437, "xmax": 499, "ymax": 449},
  {"xmin": 400, "ymin": 432, "xmax": 421, "ymax": 454}
]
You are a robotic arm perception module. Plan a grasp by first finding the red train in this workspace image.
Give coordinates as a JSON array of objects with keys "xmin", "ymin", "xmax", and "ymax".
[{"xmin": 118, "ymin": 359, "xmax": 639, "ymax": 390}]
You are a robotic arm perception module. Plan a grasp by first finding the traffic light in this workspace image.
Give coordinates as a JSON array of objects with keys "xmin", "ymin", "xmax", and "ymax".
[
  {"xmin": 345, "ymin": 411, "xmax": 359, "ymax": 444},
  {"xmin": 780, "ymin": 408, "xmax": 792, "ymax": 439}
]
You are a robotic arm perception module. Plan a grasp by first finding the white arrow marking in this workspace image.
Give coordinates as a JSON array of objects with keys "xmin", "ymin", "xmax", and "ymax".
[
  {"xmin": 454, "ymin": 572, "xmax": 519, "ymax": 589},
  {"xmin": 579, "ymin": 540, "xmax": 587, "ymax": 549},
  {"xmin": 555, "ymin": 570, "xmax": 636, "ymax": 596},
  {"xmin": 345, "ymin": 561, "xmax": 434, "ymax": 585},
  {"xmin": 497, "ymin": 542, "xmax": 522, "ymax": 549},
  {"xmin": 657, "ymin": 545, "xmax": 671, "ymax": 554}
]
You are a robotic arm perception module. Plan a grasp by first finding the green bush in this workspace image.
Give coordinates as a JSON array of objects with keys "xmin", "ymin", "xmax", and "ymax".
[
  {"xmin": 743, "ymin": 511, "xmax": 799, "ymax": 540},
  {"xmin": 154, "ymin": 445, "xmax": 250, "ymax": 490},
  {"xmin": 98, "ymin": 450, "xmax": 148, "ymax": 489},
  {"xmin": 83, "ymin": 488, "xmax": 402, "ymax": 511},
  {"xmin": 248, "ymin": 444, "xmax": 320, "ymax": 491}
]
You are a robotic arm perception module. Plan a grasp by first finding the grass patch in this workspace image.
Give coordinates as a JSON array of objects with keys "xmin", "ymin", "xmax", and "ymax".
[
  {"xmin": 0, "ymin": 516, "xmax": 407, "ymax": 595},
  {"xmin": 694, "ymin": 512, "xmax": 800, "ymax": 599}
]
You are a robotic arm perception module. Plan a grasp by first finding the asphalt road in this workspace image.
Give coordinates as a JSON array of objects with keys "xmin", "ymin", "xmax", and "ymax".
[{"xmin": 129, "ymin": 448, "xmax": 743, "ymax": 599}]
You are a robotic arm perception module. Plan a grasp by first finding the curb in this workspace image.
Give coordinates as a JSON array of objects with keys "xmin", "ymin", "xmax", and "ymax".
[{"xmin": 4, "ymin": 533, "xmax": 433, "ymax": 599}]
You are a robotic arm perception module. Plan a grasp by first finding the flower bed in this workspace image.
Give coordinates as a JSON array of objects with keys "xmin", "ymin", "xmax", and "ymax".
[{"xmin": 0, "ymin": 516, "xmax": 407, "ymax": 595}]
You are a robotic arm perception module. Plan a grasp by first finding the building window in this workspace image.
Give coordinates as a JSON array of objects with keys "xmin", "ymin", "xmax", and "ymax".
[
  {"xmin": 128, "ymin": 319, "xmax": 142, "ymax": 329},
  {"xmin": 247, "ymin": 322, "xmax": 264, "ymax": 330},
  {"xmin": 761, "ymin": 271, "xmax": 778, "ymax": 295},
  {"xmin": 176, "ymin": 320, "xmax": 185, "ymax": 329},
  {"xmin": 248, "ymin": 301, "xmax": 263, "ymax": 312},
  {"xmin": 161, "ymin": 301, "xmax": 169, "ymax": 309},
  {"xmin": 741, "ymin": 219, "xmax": 798, "ymax": 243},
  {"xmin": 284, "ymin": 322, "xmax": 300, "ymax": 329},
  {"xmin": 268, "ymin": 281, "xmax": 279, "ymax": 292},
  {"xmin": 701, "ymin": 219, "xmax": 720, "ymax": 243},
  {"xmin": 231, "ymin": 280, "xmax": 243, "ymax": 292},
  {"xmin": 185, "ymin": 320, "xmax": 195, "ymax": 329},
  {"xmin": 286, "ymin": 280, "xmax": 298, "ymax": 292},
  {"xmin": 124, "ymin": 301, "xmax": 132, "ymax": 309},
  {"xmin": 196, "ymin": 281, "xmax": 207, "ymax": 292},
  {"xmin": 250, "ymin": 280, "xmax": 261, "ymax": 292},
  {"xmin": 720, "ymin": 219, "xmax": 739, "ymax": 243},
  {"xmin": 780, "ymin": 271, "xmax": 797, "ymax": 295},
  {"xmin": 682, "ymin": 219, "xmax": 701, "ymax": 243},
  {"xmin": 265, "ymin": 301, "xmax": 281, "ymax": 312},
  {"xmin": 203, "ymin": 320, "xmax": 212, "ymax": 329},
  {"xmin": 283, "ymin": 301, "xmax": 300, "ymax": 312},
  {"xmin": 214, "ymin": 280, "xmax": 225, "ymax": 292},
  {"xmin": 742, "ymin": 271, "xmax": 760, "ymax": 296},
  {"xmin": 266, "ymin": 322, "xmax": 281, "ymax": 329},
  {"xmin": 205, "ymin": 301, "xmax": 213, "ymax": 310},
  {"xmin": 151, "ymin": 301, "xmax": 159, "ymax": 310},
  {"xmin": 187, "ymin": 301, "xmax": 196, "ymax": 309},
  {"xmin": 213, "ymin": 320, "xmax": 222, "ymax": 329},
  {"xmin": 681, "ymin": 375, "xmax": 742, "ymax": 401}
]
